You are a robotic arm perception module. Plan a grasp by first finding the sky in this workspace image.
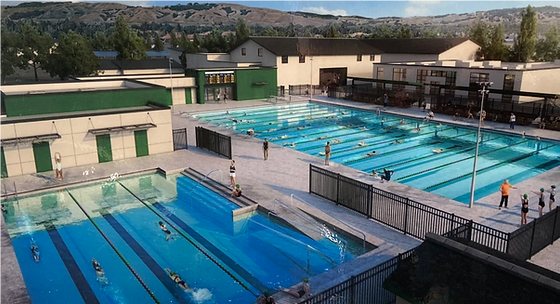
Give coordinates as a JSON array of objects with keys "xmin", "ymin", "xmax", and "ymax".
[{"xmin": 3, "ymin": 1, "xmax": 559, "ymax": 18}]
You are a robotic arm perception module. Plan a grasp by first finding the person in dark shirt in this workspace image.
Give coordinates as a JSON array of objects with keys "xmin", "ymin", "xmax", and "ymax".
[
  {"xmin": 231, "ymin": 184, "xmax": 242, "ymax": 197},
  {"xmin": 263, "ymin": 138, "xmax": 269, "ymax": 160},
  {"xmin": 380, "ymin": 168, "xmax": 394, "ymax": 183}
]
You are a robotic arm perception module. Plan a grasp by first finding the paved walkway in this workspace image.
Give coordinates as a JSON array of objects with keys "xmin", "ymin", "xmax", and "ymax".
[{"xmin": 2, "ymin": 95, "xmax": 559, "ymax": 303}]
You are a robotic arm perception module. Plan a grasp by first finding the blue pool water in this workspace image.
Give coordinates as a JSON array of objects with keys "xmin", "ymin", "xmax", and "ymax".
[
  {"xmin": 194, "ymin": 102, "xmax": 560, "ymax": 204},
  {"xmin": 3, "ymin": 173, "xmax": 369, "ymax": 304}
]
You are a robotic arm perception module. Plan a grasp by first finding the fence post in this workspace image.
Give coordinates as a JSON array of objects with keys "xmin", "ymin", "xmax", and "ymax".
[
  {"xmin": 228, "ymin": 137, "xmax": 232, "ymax": 160},
  {"xmin": 529, "ymin": 220, "xmax": 537, "ymax": 259},
  {"xmin": 404, "ymin": 198, "xmax": 409, "ymax": 236},
  {"xmin": 336, "ymin": 173, "xmax": 340, "ymax": 205},
  {"xmin": 449, "ymin": 213, "xmax": 455, "ymax": 234},
  {"xmin": 467, "ymin": 220, "xmax": 473, "ymax": 241},
  {"xmin": 308, "ymin": 164, "xmax": 312, "ymax": 194},
  {"xmin": 195, "ymin": 127, "xmax": 199, "ymax": 147},
  {"xmin": 551, "ymin": 207, "xmax": 559, "ymax": 245},
  {"xmin": 367, "ymin": 185, "xmax": 373, "ymax": 219},
  {"xmin": 506, "ymin": 232, "xmax": 511, "ymax": 255},
  {"xmin": 349, "ymin": 275, "xmax": 356, "ymax": 304}
]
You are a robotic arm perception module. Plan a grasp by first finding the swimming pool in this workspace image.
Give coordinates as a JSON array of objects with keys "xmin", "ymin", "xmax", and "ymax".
[
  {"xmin": 194, "ymin": 102, "xmax": 560, "ymax": 204},
  {"xmin": 3, "ymin": 172, "xmax": 369, "ymax": 304}
]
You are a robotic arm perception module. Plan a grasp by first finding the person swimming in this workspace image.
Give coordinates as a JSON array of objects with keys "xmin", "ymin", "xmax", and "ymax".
[
  {"xmin": 432, "ymin": 148, "xmax": 444, "ymax": 153},
  {"xmin": 1, "ymin": 204, "xmax": 7, "ymax": 214},
  {"xmin": 246, "ymin": 129, "xmax": 255, "ymax": 136},
  {"xmin": 166, "ymin": 269, "xmax": 193, "ymax": 293},
  {"xmin": 92, "ymin": 258, "xmax": 105, "ymax": 277},
  {"xmin": 366, "ymin": 151, "xmax": 376, "ymax": 157},
  {"xmin": 30, "ymin": 238, "xmax": 40, "ymax": 262},
  {"xmin": 159, "ymin": 221, "xmax": 173, "ymax": 241},
  {"xmin": 358, "ymin": 142, "xmax": 367, "ymax": 147}
]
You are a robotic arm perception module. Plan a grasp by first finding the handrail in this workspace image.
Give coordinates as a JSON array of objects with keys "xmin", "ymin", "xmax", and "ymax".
[
  {"xmin": 65, "ymin": 189, "xmax": 161, "ymax": 304},
  {"xmin": 248, "ymin": 218, "xmax": 335, "ymax": 269},
  {"xmin": 188, "ymin": 169, "xmax": 222, "ymax": 200},
  {"xmin": 117, "ymin": 181, "xmax": 258, "ymax": 297},
  {"xmin": 291, "ymin": 194, "xmax": 366, "ymax": 252},
  {"xmin": 13, "ymin": 182, "xmax": 19, "ymax": 205}
]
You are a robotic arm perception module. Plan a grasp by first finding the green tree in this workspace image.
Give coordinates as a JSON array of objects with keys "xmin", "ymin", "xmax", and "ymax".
[
  {"xmin": 112, "ymin": 15, "xmax": 147, "ymax": 60},
  {"xmin": 192, "ymin": 33, "xmax": 203, "ymax": 52},
  {"xmin": 262, "ymin": 27, "xmax": 279, "ymax": 37},
  {"xmin": 235, "ymin": 19, "xmax": 250, "ymax": 46},
  {"xmin": 17, "ymin": 24, "xmax": 53, "ymax": 81},
  {"xmin": 90, "ymin": 32, "xmax": 112, "ymax": 51},
  {"xmin": 44, "ymin": 31, "xmax": 100, "ymax": 80},
  {"xmin": 511, "ymin": 5, "xmax": 538, "ymax": 62},
  {"xmin": 327, "ymin": 24, "xmax": 341, "ymax": 38},
  {"xmin": 1, "ymin": 27, "xmax": 19, "ymax": 82},
  {"xmin": 469, "ymin": 21, "xmax": 489, "ymax": 60},
  {"xmin": 153, "ymin": 33, "xmax": 165, "ymax": 51},
  {"xmin": 170, "ymin": 30, "xmax": 179, "ymax": 48},
  {"xmin": 486, "ymin": 24, "xmax": 509, "ymax": 61},
  {"xmin": 396, "ymin": 25, "xmax": 413, "ymax": 38},
  {"xmin": 535, "ymin": 26, "xmax": 559, "ymax": 62}
]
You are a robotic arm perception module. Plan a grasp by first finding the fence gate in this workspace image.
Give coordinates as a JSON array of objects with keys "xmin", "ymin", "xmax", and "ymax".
[
  {"xmin": 195, "ymin": 126, "xmax": 232, "ymax": 159},
  {"xmin": 172, "ymin": 128, "xmax": 188, "ymax": 150}
]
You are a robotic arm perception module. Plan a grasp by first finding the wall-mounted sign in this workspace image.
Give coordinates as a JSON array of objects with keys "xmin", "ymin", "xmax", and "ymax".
[{"xmin": 205, "ymin": 71, "xmax": 235, "ymax": 85}]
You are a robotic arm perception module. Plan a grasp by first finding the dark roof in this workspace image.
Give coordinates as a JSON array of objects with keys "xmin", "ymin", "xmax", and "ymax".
[
  {"xmin": 383, "ymin": 234, "xmax": 560, "ymax": 304},
  {"xmin": 94, "ymin": 51, "xmax": 170, "ymax": 58},
  {"xmin": 363, "ymin": 37, "xmax": 473, "ymax": 54},
  {"xmin": 99, "ymin": 59, "xmax": 182, "ymax": 71},
  {"xmin": 246, "ymin": 37, "xmax": 472, "ymax": 56}
]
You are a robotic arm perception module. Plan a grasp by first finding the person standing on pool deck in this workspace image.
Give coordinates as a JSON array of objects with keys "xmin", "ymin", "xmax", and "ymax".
[
  {"xmin": 383, "ymin": 94, "xmax": 388, "ymax": 110},
  {"xmin": 263, "ymin": 138, "xmax": 269, "ymax": 160},
  {"xmin": 533, "ymin": 188, "xmax": 546, "ymax": 217},
  {"xmin": 520, "ymin": 194, "xmax": 529, "ymax": 226},
  {"xmin": 547, "ymin": 185, "xmax": 556, "ymax": 211},
  {"xmin": 55, "ymin": 152, "xmax": 63, "ymax": 182},
  {"xmin": 229, "ymin": 160, "xmax": 236, "ymax": 188},
  {"xmin": 324, "ymin": 142, "xmax": 331, "ymax": 166},
  {"xmin": 498, "ymin": 179, "xmax": 517, "ymax": 210},
  {"xmin": 510, "ymin": 113, "xmax": 516, "ymax": 129}
]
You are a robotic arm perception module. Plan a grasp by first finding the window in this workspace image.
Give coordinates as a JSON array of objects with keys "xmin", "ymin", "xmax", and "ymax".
[
  {"xmin": 357, "ymin": 54, "xmax": 362, "ymax": 62},
  {"xmin": 469, "ymin": 72, "xmax": 490, "ymax": 101},
  {"xmin": 376, "ymin": 67, "xmax": 384, "ymax": 88},
  {"xmin": 392, "ymin": 68, "xmax": 407, "ymax": 90},
  {"xmin": 258, "ymin": 48, "xmax": 263, "ymax": 57},
  {"xmin": 281, "ymin": 56, "xmax": 288, "ymax": 64},
  {"xmin": 502, "ymin": 74, "xmax": 515, "ymax": 102},
  {"xmin": 299, "ymin": 55, "xmax": 305, "ymax": 63},
  {"xmin": 241, "ymin": 48, "xmax": 246, "ymax": 56},
  {"xmin": 370, "ymin": 55, "xmax": 375, "ymax": 61}
]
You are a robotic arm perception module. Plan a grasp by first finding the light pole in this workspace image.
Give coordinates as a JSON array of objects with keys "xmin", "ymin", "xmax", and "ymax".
[
  {"xmin": 469, "ymin": 81, "xmax": 493, "ymax": 208},
  {"xmin": 310, "ymin": 56, "xmax": 313, "ymax": 100}
]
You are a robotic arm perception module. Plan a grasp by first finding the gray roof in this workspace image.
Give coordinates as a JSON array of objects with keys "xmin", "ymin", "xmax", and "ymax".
[
  {"xmin": 246, "ymin": 37, "xmax": 472, "ymax": 56},
  {"xmin": 100, "ymin": 59, "xmax": 182, "ymax": 71}
]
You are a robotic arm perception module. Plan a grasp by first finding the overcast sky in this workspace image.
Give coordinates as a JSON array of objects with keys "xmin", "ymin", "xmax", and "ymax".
[{"xmin": 3, "ymin": 1, "xmax": 558, "ymax": 18}]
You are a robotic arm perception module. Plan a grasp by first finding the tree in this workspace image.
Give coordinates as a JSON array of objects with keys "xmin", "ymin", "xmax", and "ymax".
[
  {"xmin": 469, "ymin": 21, "xmax": 489, "ymax": 60},
  {"xmin": 396, "ymin": 25, "xmax": 413, "ymax": 39},
  {"xmin": 535, "ymin": 26, "xmax": 559, "ymax": 62},
  {"xmin": 192, "ymin": 33, "xmax": 203, "ymax": 52},
  {"xmin": 170, "ymin": 30, "xmax": 179, "ymax": 48},
  {"xmin": 511, "ymin": 5, "xmax": 538, "ymax": 62},
  {"xmin": 235, "ymin": 19, "xmax": 250, "ymax": 46},
  {"xmin": 153, "ymin": 33, "xmax": 165, "ymax": 51},
  {"xmin": 44, "ymin": 31, "xmax": 100, "ymax": 80},
  {"xmin": 1, "ymin": 27, "xmax": 19, "ymax": 82},
  {"xmin": 16, "ymin": 24, "xmax": 53, "ymax": 81},
  {"xmin": 486, "ymin": 24, "xmax": 509, "ymax": 61},
  {"xmin": 112, "ymin": 15, "xmax": 147, "ymax": 60},
  {"xmin": 90, "ymin": 32, "xmax": 112, "ymax": 51}
]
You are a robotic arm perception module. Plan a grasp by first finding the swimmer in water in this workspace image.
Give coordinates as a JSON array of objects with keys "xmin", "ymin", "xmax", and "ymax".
[
  {"xmin": 411, "ymin": 127, "xmax": 421, "ymax": 133},
  {"xmin": 166, "ymin": 269, "xmax": 194, "ymax": 293},
  {"xmin": 159, "ymin": 221, "xmax": 174, "ymax": 241},
  {"xmin": 281, "ymin": 135, "xmax": 288, "ymax": 139},
  {"xmin": 432, "ymin": 148, "xmax": 444, "ymax": 153},
  {"xmin": 30, "ymin": 238, "xmax": 40, "ymax": 262},
  {"xmin": 399, "ymin": 119, "xmax": 405, "ymax": 125},
  {"xmin": 358, "ymin": 142, "xmax": 366, "ymax": 147},
  {"xmin": 247, "ymin": 129, "xmax": 255, "ymax": 136},
  {"xmin": 297, "ymin": 126, "xmax": 305, "ymax": 130},
  {"xmin": 92, "ymin": 258, "xmax": 105, "ymax": 278},
  {"xmin": 366, "ymin": 151, "xmax": 377, "ymax": 157}
]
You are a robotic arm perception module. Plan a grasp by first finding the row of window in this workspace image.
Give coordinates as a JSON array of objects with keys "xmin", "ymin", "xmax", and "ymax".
[{"xmin": 241, "ymin": 48, "xmax": 375, "ymax": 64}]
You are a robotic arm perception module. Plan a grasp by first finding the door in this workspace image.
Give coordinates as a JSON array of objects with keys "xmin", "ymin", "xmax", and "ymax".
[
  {"xmin": 1, "ymin": 146, "xmax": 7, "ymax": 178},
  {"xmin": 32, "ymin": 141, "xmax": 53, "ymax": 173},
  {"xmin": 134, "ymin": 130, "xmax": 149, "ymax": 157},
  {"xmin": 96, "ymin": 134, "xmax": 113, "ymax": 163}
]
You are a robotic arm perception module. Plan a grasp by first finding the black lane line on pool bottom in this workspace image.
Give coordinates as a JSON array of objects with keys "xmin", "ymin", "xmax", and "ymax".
[
  {"xmin": 151, "ymin": 202, "xmax": 269, "ymax": 293},
  {"xmin": 44, "ymin": 223, "xmax": 101, "ymax": 304},
  {"xmin": 99, "ymin": 211, "xmax": 190, "ymax": 304}
]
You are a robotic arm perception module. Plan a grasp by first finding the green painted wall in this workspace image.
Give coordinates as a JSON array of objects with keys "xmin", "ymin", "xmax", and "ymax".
[
  {"xmin": 32, "ymin": 141, "xmax": 52, "ymax": 173},
  {"xmin": 235, "ymin": 69, "xmax": 277, "ymax": 101},
  {"xmin": 96, "ymin": 134, "xmax": 113, "ymax": 163},
  {"xmin": 196, "ymin": 71, "xmax": 206, "ymax": 104},
  {"xmin": 134, "ymin": 130, "xmax": 149, "ymax": 157},
  {"xmin": 4, "ymin": 88, "xmax": 170, "ymax": 117},
  {"xmin": 1, "ymin": 146, "xmax": 7, "ymax": 178},
  {"xmin": 185, "ymin": 88, "xmax": 192, "ymax": 104}
]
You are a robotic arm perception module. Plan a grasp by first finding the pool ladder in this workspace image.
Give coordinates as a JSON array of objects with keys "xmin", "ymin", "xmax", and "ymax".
[{"xmin": 2, "ymin": 182, "xmax": 20, "ymax": 205}]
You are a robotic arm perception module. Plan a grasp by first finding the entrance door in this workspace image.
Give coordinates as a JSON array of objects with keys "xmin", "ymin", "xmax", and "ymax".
[
  {"xmin": 96, "ymin": 134, "xmax": 113, "ymax": 163},
  {"xmin": 1, "ymin": 146, "xmax": 7, "ymax": 178},
  {"xmin": 32, "ymin": 141, "xmax": 53, "ymax": 173},
  {"xmin": 134, "ymin": 130, "xmax": 149, "ymax": 157}
]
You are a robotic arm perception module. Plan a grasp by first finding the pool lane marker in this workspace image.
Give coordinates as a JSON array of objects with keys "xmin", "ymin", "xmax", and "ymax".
[
  {"xmin": 42, "ymin": 221, "xmax": 101, "ymax": 304},
  {"xmin": 65, "ymin": 190, "xmax": 162, "ymax": 304},
  {"xmin": 117, "ymin": 182, "xmax": 262, "ymax": 297}
]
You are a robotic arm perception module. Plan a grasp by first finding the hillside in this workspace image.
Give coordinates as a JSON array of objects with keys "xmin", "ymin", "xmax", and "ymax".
[{"xmin": 1, "ymin": 2, "xmax": 559, "ymax": 34}]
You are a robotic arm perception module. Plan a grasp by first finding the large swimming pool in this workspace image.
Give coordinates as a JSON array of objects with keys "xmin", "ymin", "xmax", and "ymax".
[
  {"xmin": 3, "ymin": 172, "xmax": 369, "ymax": 304},
  {"xmin": 193, "ymin": 102, "xmax": 560, "ymax": 204}
]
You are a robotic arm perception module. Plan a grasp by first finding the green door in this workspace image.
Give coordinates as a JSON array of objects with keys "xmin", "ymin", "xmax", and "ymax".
[
  {"xmin": 1, "ymin": 146, "xmax": 7, "ymax": 178},
  {"xmin": 134, "ymin": 130, "xmax": 149, "ymax": 157},
  {"xmin": 32, "ymin": 141, "xmax": 53, "ymax": 173},
  {"xmin": 96, "ymin": 134, "xmax": 113, "ymax": 163}
]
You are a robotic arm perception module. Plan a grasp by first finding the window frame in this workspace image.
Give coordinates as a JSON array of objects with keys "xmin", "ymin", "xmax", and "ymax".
[
  {"xmin": 281, "ymin": 56, "xmax": 288, "ymax": 64},
  {"xmin": 258, "ymin": 48, "xmax": 263, "ymax": 57},
  {"xmin": 357, "ymin": 54, "xmax": 362, "ymax": 62},
  {"xmin": 299, "ymin": 55, "xmax": 305, "ymax": 63},
  {"xmin": 241, "ymin": 48, "xmax": 246, "ymax": 56}
]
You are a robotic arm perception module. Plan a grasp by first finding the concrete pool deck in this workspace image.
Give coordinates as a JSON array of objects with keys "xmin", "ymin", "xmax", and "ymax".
[{"xmin": 2, "ymin": 95, "xmax": 560, "ymax": 303}]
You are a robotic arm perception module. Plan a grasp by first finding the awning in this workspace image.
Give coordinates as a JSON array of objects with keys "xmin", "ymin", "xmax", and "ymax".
[
  {"xmin": 88, "ymin": 123, "xmax": 156, "ymax": 135},
  {"xmin": 1, "ymin": 133, "xmax": 61, "ymax": 145}
]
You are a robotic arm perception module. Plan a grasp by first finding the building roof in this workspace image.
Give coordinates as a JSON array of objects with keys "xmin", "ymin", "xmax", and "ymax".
[
  {"xmin": 100, "ymin": 59, "xmax": 182, "ymax": 71},
  {"xmin": 94, "ymin": 51, "xmax": 170, "ymax": 58},
  {"xmin": 245, "ymin": 37, "xmax": 472, "ymax": 57},
  {"xmin": 383, "ymin": 233, "xmax": 560, "ymax": 304}
]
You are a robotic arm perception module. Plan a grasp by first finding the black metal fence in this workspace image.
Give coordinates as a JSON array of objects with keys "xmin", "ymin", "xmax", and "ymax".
[
  {"xmin": 195, "ymin": 126, "xmax": 232, "ymax": 159},
  {"xmin": 172, "ymin": 128, "xmax": 188, "ymax": 151},
  {"xmin": 507, "ymin": 206, "xmax": 560, "ymax": 260},
  {"xmin": 299, "ymin": 250, "xmax": 415, "ymax": 304},
  {"xmin": 309, "ymin": 164, "xmax": 509, "ymax": 252}
]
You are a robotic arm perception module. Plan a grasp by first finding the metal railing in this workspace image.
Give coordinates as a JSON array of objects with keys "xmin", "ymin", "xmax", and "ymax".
[
  {"xmin": 507, "ymin": 206, "xmax": 560, "ymax": 260},
  {"xmin": 194, "ymin": 126, "xmax": 232, "ymax": 159},
  {"xmin": 172, "ymin": 128, "xmax": 188, "ymax": 151}
]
